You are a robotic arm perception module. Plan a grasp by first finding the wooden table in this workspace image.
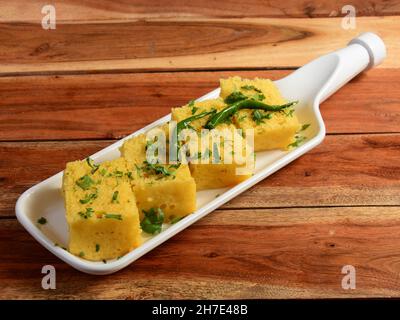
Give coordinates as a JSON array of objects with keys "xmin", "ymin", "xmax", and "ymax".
[{"xmin": 1, "ymin": 1, "xmax": 399, "ymax": 299}]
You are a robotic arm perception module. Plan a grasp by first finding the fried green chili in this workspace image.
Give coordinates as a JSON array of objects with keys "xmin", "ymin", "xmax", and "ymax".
[{"xmin": 205, "ymin": 99, "xmax": 298, "ymax": 129}]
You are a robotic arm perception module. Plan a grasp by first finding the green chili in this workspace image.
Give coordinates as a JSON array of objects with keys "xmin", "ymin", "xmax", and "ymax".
[
  {"xmin": 205, "ymin": 99, "xmax": 298, "ymax": 129},
  {"xmin": 176, "ymin": 110, "xmax": 216, "ymax": 134},
  {"xmin": 171, "ymin": 110, "xmax": 216, "ymax": 160}
]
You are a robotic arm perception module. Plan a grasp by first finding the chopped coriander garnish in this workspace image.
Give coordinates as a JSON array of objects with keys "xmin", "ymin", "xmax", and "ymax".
[
  {"xmin": 142, "ymin": 160, "xmax": 176, "ymax": 177},
  {"xmin": 301, "ymin": 123, "xmax": 311, "ymax": 131},
  {"xmin": 237, "ymin": 114, "xmax": 247, "ymax": 122},
  {"xmin": 104, "ymin": 213, "xmax": 122, "ymax": 220},
  {"xmin": 288, "ymin": 135, "xmax": 306, "ymax": 148},
  {"xmin": 188, "ymin": 100, "xmax": 195, "ymax": 107},
  {"xmin": 140, "ymin": 208, "xmax": 164, "ymax": 234},
  {"xmin": 79, "ymin": 191, "xmax": 98, "ymax": 204},
  {"xmin": 252, "ymin": 109, "xmax": 271, "ymax": 125},
  {"xmin": 37, "ymin": 217, "xmax": 47, "ymax": 225},
  {"xmin": 78, "ymin": 207, "xmax": 94, "ymax": 219},
  {"xmin": 224, "ymin": 91, "xmax": 248, "ymax": 104},
  {"xmin": 241, "ymin": 85, "xmax": 262, "ymax": 93},
  {"xmin": 86, "ymin": 157, "xmax": 100, "ymax": 174},
  {"xmin": 285, "ymin": 109, "xmax": 295, "ymax": 117},
  {"xmin": 113, "ymin": 170, "xmax": 123, "ymax": 178},
  {"xmin": 79, "ymin": 251, "xmax": 85, "ymax": 257},
  {"xmin": 191, "ymin": 106, "xmax": 199, "ymax": 115},
  {"xmin": 76, "ymin": 175, "xmax": 94, "ymax": 190},
  {"xmin": 95, "ymin": 244, "xmax": 100, "ymax": 252},
  {"xmin": 111, "ymin": 191, "xmax": 119, "ymax": 204},
  {"xmin": 126, "ymin": 171, "xmax": 133, "ymax": 179},
  {"xmin": 99, "ymin": 168, "xmax": 107, "ymax": 176},
  {"xmin": 253, "ymin": 93, "xmax": 265, "ymax": 101}
]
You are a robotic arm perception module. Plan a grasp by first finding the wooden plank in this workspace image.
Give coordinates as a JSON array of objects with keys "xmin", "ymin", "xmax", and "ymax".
[
  {"xmin": 0, "ymin": 17, "xmax": 398, "ymax": 74},
  {"xmin": 1, "ymin": 69, "xmax": 399, "ymax": 141},
  {"xmin": 1, "ymin": 134, "xmax": 399, "ymax": 217},
  {"xmin": 2, "ymin": 206, "xmax": 400, "ymax": 299},
  {"xmin": 1, "ymin": 0, "xmax": 399, "ymax": 21}
]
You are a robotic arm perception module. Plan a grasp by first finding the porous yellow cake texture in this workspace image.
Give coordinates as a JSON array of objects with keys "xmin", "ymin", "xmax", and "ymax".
[
  {"xmin": 120, "ymin": 124, "xmax": 169, "ymax": 165},
  {"xmin": 189, "ymin": 124, "xmax": 254, "ymax": 190},
  {"xmin": 220, "ymin": 76, "xmax": 301, "ymax": 151},
  {"xmin": 62, "ymin": 157, "xmax": 141, "ymax": 261},
  {"xmin": 120, "ymin": 129, "xmax": 197, "ymax": 222},
  {"xmin": 172, "ymin": 99, "xmax": 254, "ymax": 190}
]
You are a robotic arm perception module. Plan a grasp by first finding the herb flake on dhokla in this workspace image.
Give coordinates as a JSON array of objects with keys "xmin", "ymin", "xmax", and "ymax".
[
  {"xmin": 79, "ymin": 191, "xmax": 98, "ymax": 204},
  {"xmin": 288, "ymin": 135, "xmax": 306, "ymax": 148},
  {"xmin": 241, "ymin": 85, "xmax": 262, "ymax": 93},
  {"xmin": 252, "ymin": 109, "xmax": 271, "ymax": 125},
  {"xmin": 37, "ymin": 217, "xmax": 47, "ymax": 225},
  {"xmin": 76, "ymin": 175, "xmax": 94, "ymax": 190},
  {"xmin": 104, "ymin": 213, "xmax": 123, "ymax": 220},
  {"xmin": 141, "ymin": 208, "xmax": 164, "ymax": 234},
  {"xmin": 86, "ymin": 157, "xmax": 100, "ymax": 174},
  {"xmin": 111, "ymin": 191, "xmax": 119, "ymax": 203},
  {"xmin": 78, "ymin": 207, "xmax": 94, "ymax": 219}
]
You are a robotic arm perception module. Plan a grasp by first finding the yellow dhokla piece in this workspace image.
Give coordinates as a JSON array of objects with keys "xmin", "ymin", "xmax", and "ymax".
[
  {"xmin": 120, "ymin": 129, "xmax": 197, "ymax": 222},
  {"xmin": 220, "ymin": 76, "xmax": 301, "ymax": 151},
  {"xmin": 62, "ymin": 157, "xmax": 141, "ymax": 261},
  {"xmin": 189, "ymin": 124, "xmax": 254, "ymax": 190},
  {"xmin": 172, "ymin": 99, "xmax": 254, "ymax": 190},
  {"xmin": 120, "ymin": 124, "xmax": 170, "ymax": 165}
]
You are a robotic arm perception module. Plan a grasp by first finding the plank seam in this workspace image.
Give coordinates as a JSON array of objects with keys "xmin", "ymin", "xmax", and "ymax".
[
  {"xmin": 1, "ymin": 132, "xmax": 399, "ymax": 144},
  {"xmin": 2, "ymin": 205, "xmax": 400, "ymax": 220},
  {"xmin": 0, "ymin": 66, "xmax": 299, "ymax": 78}
]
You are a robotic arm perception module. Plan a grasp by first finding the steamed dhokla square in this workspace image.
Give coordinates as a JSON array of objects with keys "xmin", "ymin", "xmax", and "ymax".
[
  {"xmin": 120, "ymin": 131, "xmax": 196, "ymax": 222},
  {"xmin": 188, "ymin": 124, "xmax": 254, "ymax": 190},
  {"xmin": 220, "ymin": 76, "xmax": 300, "ymax": 151},
  {"xmin": 62, "ymin": 157, "xmax": 141, "ymax": 261},
  {"xmin": 120, "ymin": 124, "xmax": 170, "ymax": 165},
  {"xmin": 130, "ymin": 161, "xmax": 196, "ymax": 222},
  {"xmin": 234, "ymin": 109, "xmax": 300, "ymax": 151},
  {"xmin": 172, "ymin": 100, "xmax": 254, "ymax": 190}
]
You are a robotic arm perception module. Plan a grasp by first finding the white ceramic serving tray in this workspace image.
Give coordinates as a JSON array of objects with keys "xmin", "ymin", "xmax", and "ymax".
[{"xmin": 16, "ymin": 33, "xmax": 386, "ymax": 274}]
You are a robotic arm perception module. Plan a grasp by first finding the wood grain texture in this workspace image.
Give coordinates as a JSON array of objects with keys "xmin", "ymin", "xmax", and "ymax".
[
  {"xmin": 1, "ymin": 0, "xmax": 399, "ymax": 21},
  {"xmin": 2, "ymin": 206, "xmax": 400, "ymax": 299},
  {"xmin": 0, "ymin": 17, "xmax": 397, "ymax": 74},
  {"xmin": 1, "ymin": 134, "xmax": 399, "ymax": 217},
  {"xmin": 1, "ymin": 69, "xmax": 399, "ymax": 141},
  {"xmin": 1, "ymin": 1, "xmax": 399, "ymax": 299}
]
